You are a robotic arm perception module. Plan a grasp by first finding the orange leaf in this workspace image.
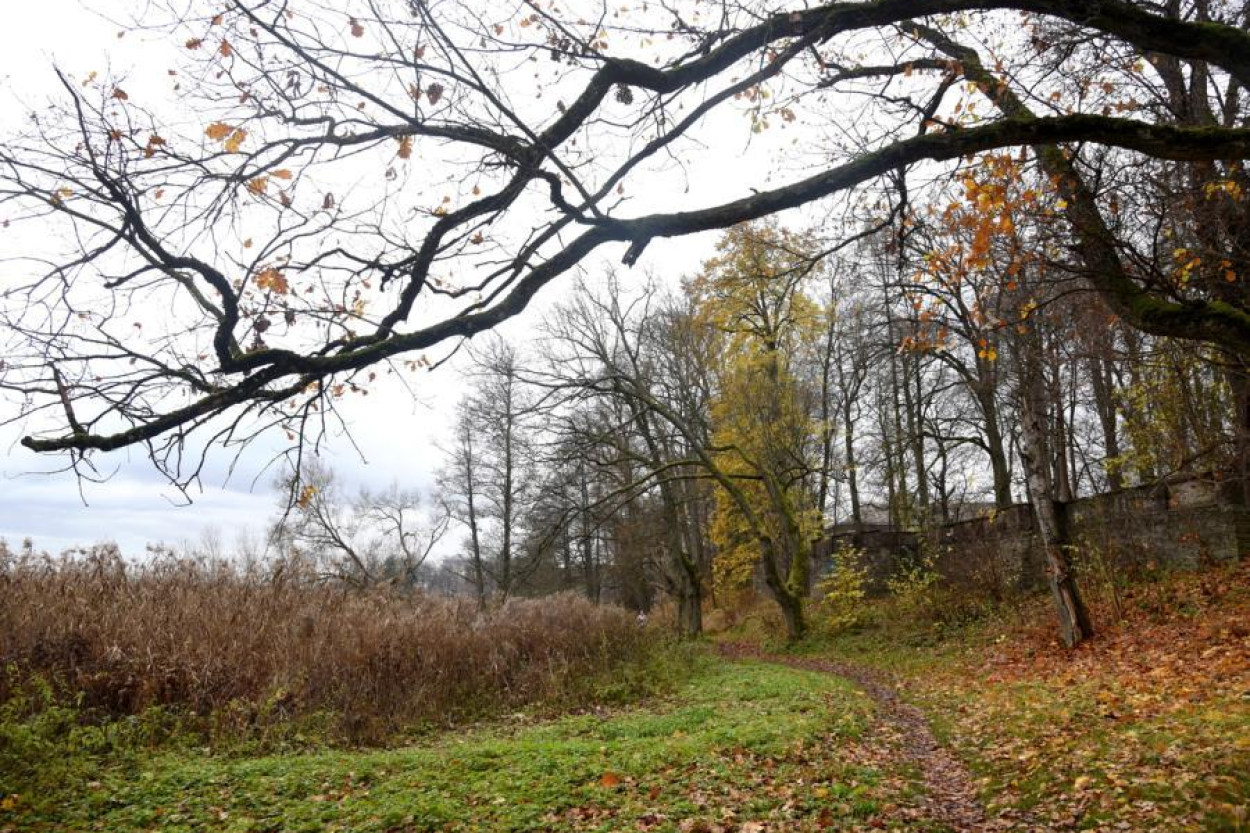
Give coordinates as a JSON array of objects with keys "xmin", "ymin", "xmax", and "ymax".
[
  {"xmin": 598, "ymin": 772, "xmax": 621, "ymax": 789},
  {"xmin": 255, "ymin": 267, "xmax": 288, "ymax": 294},
  {"xmin": 397, "ymin": 135, "xmax": 413, "ymax": 160},
  {"xmin": 296, "ymin": 484, "xmax": 317, "ymax": 508},
  {"xmin": 205, "ymin": 122, "xmax": 233, "ymax": 141},
  {"xmin": 273, "ymin": 169, "xmax": 293, "ymax": 180}
]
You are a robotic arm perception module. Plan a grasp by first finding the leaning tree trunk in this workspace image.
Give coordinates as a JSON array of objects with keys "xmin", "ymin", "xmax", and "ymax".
[{"xmin": 1019, "ymin": 355, "xmax": 1093, "ymax": 648}]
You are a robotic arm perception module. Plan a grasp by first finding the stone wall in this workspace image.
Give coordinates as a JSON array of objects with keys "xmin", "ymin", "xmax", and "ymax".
[{"xmin": 814, "ymin": 473, "xmax": 1248, "ymax": 597}]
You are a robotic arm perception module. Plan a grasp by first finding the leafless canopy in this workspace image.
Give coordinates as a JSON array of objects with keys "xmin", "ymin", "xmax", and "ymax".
[{"xmin": 2, "ymin": 0, "xmax": 1247, "ymax": 481}]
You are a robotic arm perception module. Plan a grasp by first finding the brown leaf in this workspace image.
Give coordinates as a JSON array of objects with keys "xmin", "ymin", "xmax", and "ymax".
[
  {"xmin": 255, "ymin": 267, "xmax": 288, "ymax": 294},
  {"xmin": 296, "ymin": 484, "xmax": 317, "ymax": 508},
  {"xmin": 205, "ymin": 122, "xmax": 233, "ymax": 141}
]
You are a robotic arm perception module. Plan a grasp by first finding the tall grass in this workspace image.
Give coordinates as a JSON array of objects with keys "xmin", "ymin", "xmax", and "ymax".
[{"xmin": 0, "ymin": 545, "xmax": 659, "ymax": 744}]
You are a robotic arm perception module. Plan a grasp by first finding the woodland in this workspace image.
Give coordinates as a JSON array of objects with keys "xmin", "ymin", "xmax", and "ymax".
[{"xmin": 0, "ymin": 0, "xmax": 1247, "ymax": 831}]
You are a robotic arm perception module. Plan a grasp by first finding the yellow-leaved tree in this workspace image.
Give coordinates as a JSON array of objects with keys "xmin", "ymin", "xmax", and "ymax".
[{"xmin": 692, "ymin": 222, "xmax": 823, "ymax": 641}]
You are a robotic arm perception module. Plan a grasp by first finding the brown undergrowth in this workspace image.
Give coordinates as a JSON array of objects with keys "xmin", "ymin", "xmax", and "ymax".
[
  {"xmin": 0, "ymin": 545, "xmax": 659, "ymax": 745},
  {"xmin": 814, "ymin": 559, "xmax": 1250, "ymax": 832}
]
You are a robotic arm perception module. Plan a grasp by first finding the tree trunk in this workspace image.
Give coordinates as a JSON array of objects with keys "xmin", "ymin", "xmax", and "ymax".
[
  {"xmin": 759, "ymin": 537, "xmax": 807, "ymax": 642},
  {"xmin": 983, "ymin": 393, "xmax": 1014, "ymax": 508},
  {"xmin": 1052, "ymin": 360, "xmax": 1075, "ymax": 503},
  {"xmin": 777, "ymin": 593, "xmax": 806, "ymax": 642},
  {"xmin": 1229, "ymin": 361, "xmax": 1250, "ymax": 507},
  {"xmin": 677, "ymin": 575, "xmax": 703, "ymax": 638},
  {"xmin": 1019, "ymin": 349, "xmax": 1093, "ymax": 648},
  {"xmin": 1088, "ymin": 353, "xmax": 1124, "ymax": 491},
  {"xmin": 844, "ymin": 418, "xmax": 862, "ymax": 527},
  {"xmin": 903, "ymin": 352, "xmax": 931, "ymax": 520}
]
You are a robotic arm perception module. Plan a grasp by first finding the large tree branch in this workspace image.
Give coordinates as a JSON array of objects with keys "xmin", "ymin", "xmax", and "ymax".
[
  {"xmin": 913, "ymin": 23, "xmax": 1250, "ymax": 355},
  {"xmin": 22, "ymin": 112, "xmax": 1250, "ymax": 454}
]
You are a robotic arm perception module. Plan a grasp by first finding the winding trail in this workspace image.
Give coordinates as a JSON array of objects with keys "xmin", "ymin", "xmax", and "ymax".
[{"xmin": 717, "ymin": 642, "xmax": 994, "ymax": 832}]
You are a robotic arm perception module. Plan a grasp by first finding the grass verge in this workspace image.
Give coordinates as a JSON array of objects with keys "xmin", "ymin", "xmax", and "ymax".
[{"xmin": 1, "ymin": 654, "xmax": 928, "ymax": 832}]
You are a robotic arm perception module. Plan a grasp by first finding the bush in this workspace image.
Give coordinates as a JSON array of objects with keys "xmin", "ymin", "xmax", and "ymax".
[
  {"xmin": 885, "ymin": 552, "xmax": 943, "ymax": 622},
  {"xmin": 0, "ymin": 547, "xmax": 664, "ymax": 745},
  {"xmin": 815, "ymin": 543, "xmax": 868, "ymax": 634}
]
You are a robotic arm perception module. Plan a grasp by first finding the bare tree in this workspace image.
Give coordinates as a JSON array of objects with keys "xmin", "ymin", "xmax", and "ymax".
[
  {"xmin": 273, "ymin": 459, "xmax": 447, "ymax": 589},
  {"xmin": 2, "ymin": 0, "xmax": 1245, "ymax": 485}
]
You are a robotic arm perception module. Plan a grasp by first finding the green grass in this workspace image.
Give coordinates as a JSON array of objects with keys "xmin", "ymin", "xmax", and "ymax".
[{"xmin": 1, "ymin": 656, "xmax": 921, "ymax": 832}]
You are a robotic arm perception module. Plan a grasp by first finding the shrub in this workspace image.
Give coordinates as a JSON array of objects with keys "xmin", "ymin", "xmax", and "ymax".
[
  {"xmin": 815, "ymin": 543, "xmax": 868, "ymax": 634},
  {"xmin": 885, "ymin": 552, "xmax": 942, "ymax": 620}
]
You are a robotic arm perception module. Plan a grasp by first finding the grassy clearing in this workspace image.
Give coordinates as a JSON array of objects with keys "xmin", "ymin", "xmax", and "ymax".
[
  {"xmin": 1, "ymin": 656, "xmax": 927, "ymax": 833},
  {"xmin": 793, "ymin": 560, "xmax": 1250, "ymax": 832}
]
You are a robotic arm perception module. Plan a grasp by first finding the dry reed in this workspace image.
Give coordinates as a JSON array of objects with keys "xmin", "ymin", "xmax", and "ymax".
[{"xmin": 0, "ymin": 544, "xmax": 652, "ymax": 742}]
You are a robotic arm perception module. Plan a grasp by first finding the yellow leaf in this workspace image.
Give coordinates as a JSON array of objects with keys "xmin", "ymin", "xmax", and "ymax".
[
  {"xmin": 1054, "ymin": 198, "xmax": 1068, "ymax": 210},
  {"xmin": 225, "ymin": 129, "xmax": 247, "ymax": 153}
]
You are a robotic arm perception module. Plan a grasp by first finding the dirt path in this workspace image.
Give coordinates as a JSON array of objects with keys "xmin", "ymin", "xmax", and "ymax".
[{"xmin": 717, "ymin": 643, "xmax": 997, "ymax": 832}]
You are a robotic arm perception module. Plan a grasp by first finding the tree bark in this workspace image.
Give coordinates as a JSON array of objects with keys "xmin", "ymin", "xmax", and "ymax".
[{"xmin": 1018, "ymin": 345, "xmax": 1094, "ymax": 648}]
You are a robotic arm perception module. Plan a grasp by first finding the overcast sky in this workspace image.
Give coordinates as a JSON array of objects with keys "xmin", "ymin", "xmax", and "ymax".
[{"xmin": 0, "ymin": 1, "xmax": 752, "ymax": 557}]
